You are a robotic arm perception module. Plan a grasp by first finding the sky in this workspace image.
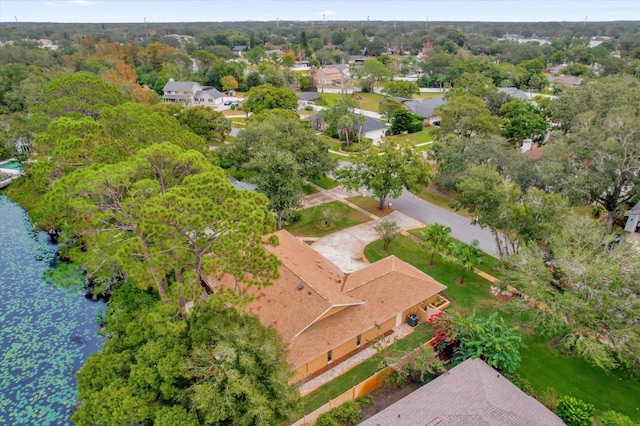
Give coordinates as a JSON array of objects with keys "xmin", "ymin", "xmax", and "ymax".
[{"xmin": 1, "ymin": 0, "xmax": 640, "ymax": 23}]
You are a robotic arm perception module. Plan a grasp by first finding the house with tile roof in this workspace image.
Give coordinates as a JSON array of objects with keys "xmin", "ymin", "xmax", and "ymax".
[
  {"xmin": 161, "ymin": 79, "xmax": 222, "ymax": 107},
  {"xmin": 360, "ymin": 358, "xmax": 564, "ymax": 426},
  {"xmin": 212, "ymin": 230, "xmax": 448, "ymax": 383}
]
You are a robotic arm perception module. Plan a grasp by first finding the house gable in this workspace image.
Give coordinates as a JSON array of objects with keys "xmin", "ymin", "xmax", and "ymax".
[{"xmin": 222, "ymin": 230, "xmax": 447, "ymax": 373}]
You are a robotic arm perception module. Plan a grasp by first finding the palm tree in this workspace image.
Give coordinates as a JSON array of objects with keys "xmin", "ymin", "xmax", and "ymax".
[
  {"xmin": 448, "ymin": 239, "xmax": 484, "ymax": 284},
  {"xmin": 420, "ymin": 223, "xmax": 452, "ymax": 266}
]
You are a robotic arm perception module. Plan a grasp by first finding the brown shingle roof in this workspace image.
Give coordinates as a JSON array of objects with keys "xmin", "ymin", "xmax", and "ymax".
[
  {"xmin": 288, "ymin": 256, "xmax": 446, "ymax": 366},
  {"xmin": 226, "ymin": 230, "xmax": 446, "ymax": 368},
  {"xmin": 246, "ymin": 230, "xmax": 362, "ymax": 343},
  {"xmin": 360, "ymin": 358, "xmax": 565, "ymax": 426}
]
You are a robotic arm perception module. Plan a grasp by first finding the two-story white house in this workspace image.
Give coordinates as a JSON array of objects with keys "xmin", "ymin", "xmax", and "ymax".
[{"xmin": 161, "ymin": 79, "xmax": 223, "ymax": 107}]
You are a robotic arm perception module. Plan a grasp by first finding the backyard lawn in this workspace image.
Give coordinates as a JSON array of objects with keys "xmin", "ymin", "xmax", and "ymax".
[
  {"xmin": 320, "ymin": 92, "xmax": 386, "ymax": 113},
  {"xmin": 416, "ymin": 91, "xmax": 447, "ymax": 99},
  {"xmin": 363, "ymin": 235, "xmax": 640, "ymax": 422},
  {"xmin": 384, "ymin": 126, "xmax": 437, "ymax": 145},
  {"xmin": 285, "ymin": 201, "xmax": 371, "ymax": 238}
]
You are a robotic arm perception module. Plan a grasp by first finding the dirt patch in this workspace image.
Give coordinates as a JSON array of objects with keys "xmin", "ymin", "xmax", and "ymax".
[{"xmin": 360, "ymin": 383, "xmax": 418, "ymax": 422}]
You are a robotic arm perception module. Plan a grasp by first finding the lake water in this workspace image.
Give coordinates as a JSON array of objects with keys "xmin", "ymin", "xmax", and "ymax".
[{"xmin": 0, "ymin": 195, "xmax": 105, "ymax": 425}]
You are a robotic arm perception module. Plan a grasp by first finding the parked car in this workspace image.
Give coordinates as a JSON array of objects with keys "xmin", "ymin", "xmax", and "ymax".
[{"xmin": 224, "ymin": 100, "xmax": 233, "ymax": 106}]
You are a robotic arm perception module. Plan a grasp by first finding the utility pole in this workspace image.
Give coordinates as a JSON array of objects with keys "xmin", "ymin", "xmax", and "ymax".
[{"xmin": 426, "ymin": 16, "xmax": 429, "ymax": 31}]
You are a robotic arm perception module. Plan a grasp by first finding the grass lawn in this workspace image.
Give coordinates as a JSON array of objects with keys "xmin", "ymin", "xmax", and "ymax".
[
  {"xmin": 416, "ymin": 92, "xmax": 446, "ymax": 99},
  {"xmin": 408, "ymin": 228, "xmax": 504, "ymax": 280},
  {"xmin": 385, "ymin": 127, "xmax": 437, "ymax": 146},
  {"xmin": 363, "ymin": 235, "xmax": 640, "ymax": 422},
  {"xmin": 310, "ymin": 176, "xmax": 339, "ymax": 190},
  {"xmin": 345, "ymin": 195, "xmax": 395, "ymax": 217},
  {"xmin": 302, "ymin": 322, "xmax": 435, "ymax": 413},
  {"xmin": 285, "ymin": 201, "xmax": 371, "ymax": 238},
  {"xmin": 225, "ymin": 167, "xmax": 254, "ymax": 181},
  {"xmin": 302, "ymin": 184, "xmax": 318, "ymax": 195},
  {"xmin": 321, "ymin": 92, "xmax": 386, "ymax": 112},
  {"xmin": 411, "ymin": 183, "xmax": 470, "ymax": 218},
  {"xmin": 518, "ymin": 333, "xmax": 640, "ymax": 421}
]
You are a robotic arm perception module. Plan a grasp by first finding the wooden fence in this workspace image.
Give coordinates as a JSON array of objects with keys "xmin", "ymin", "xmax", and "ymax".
[{"xmin": 290, "ymin": 367, "xmax": 395, "ymax": 426}]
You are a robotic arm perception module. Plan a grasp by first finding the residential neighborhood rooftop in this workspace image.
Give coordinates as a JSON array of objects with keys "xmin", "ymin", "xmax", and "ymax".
[{"xmin": 360, "ymin": 358, "xmax": 565, "ymax": 426}]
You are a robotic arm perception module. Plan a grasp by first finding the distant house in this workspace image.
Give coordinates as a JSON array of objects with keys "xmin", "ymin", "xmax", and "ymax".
[
  {"xmin": 308, "ymin": 113, "xmax": 389, "ymax": 143},
  {"xmin": 165, "ymin": 34, "xmax": 194, "ymax": 44},
  {"xmin": 401, "ymin": 97, "xmax": 445, "ymax": 125},
  {"xmin": 292, "ymin": 60, "xmax": 310, "ymax": 70},
  {"xmin": 548, "ymin": 75, "xmax": 583, "ymax": 88},
  {"xmin": 212, "ymin": 230, "xmax": 448, "ymax": 383},
  {"xmin": 296, "ymin": 92, "xmax": 322, "ymax": 107},
  {"xmin": 232, "ymin": 45, "xmax": 247, "ymax": 56},
  {"xmin": 161, "ymin": 79, "xmax": 222, "ymax": 107},
  {"xmin": 498, "ymin": 86, "xmax": 530, "ymax": 100},
  {"xmin": 37, "ymin": 39, "xmax": 59, "ymax": 50},
  {"xmin": 360, "ymin": 358, "xmax": 564, "ymax": 426},
  {"xmin": 312, "ymin": 65, "xmax": 350, "ymax": 87},
  {"xmin": 348, "ymin": 55, "xmax": 370, "ymax": 68},
  {"xmin": 624, "ymin": 201, "xmax": 640, "ymax": 233}
]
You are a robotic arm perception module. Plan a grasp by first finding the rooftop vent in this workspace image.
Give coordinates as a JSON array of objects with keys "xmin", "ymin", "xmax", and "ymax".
[{"xmin": 297, "ymin": 283, "xmax": 304, "ymax": 290}]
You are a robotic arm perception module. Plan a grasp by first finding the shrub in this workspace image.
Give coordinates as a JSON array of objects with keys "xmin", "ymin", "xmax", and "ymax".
[
  {"xmin": 355, "ymin": 395, "xmax": 374, "ymax": 408},
  {"xmin": 341, "ymin": 138, "xmax": 372, "ymax": 153},
  {"xmin": 316, "ymin": 413, "xmax": 339, "ymax": 426},
  {"xmin": 331, "ymin": 402, "xmax": 362, "ymax": 425},
  {"xmin": 281, "ymin": 209, "xmax": 301, "ymax": 224},
  {"xmin": 317, "ymin": 401, "xmax": 362, "ymax": 426},
  {"xmin": 556, "ymin": 396, "xmax": 595, "ymax": 426},
  {"xmin": 596, "ymin": 411, "xmax": 636, "ymax": 426},
  {"xmin": 383, "ymin": 344, "xmax": 447, "ymax": 386},
  {"xmin": 502, "ymin": 372, "xmax": 537, "ymax": 398},
  {"xmin": 408, "ymin": 120, "xmax": 423, "ymax": 133}
]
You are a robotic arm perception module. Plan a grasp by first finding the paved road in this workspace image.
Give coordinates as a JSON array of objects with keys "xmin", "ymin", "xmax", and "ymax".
[
  {"xmin": 333, "ymin": 161, "xmax": 500, "ymax": 257},
  {"xmin": 390, "ymin": 189, "xmax": 500, "ymax": 257}
]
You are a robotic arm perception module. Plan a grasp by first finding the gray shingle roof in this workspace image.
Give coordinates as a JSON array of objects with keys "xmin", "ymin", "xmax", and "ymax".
[
  {"xmin": 361, "ymin": 116, "xmax": 388, "ymax": 133},
  {"xmin": 360, "ymin": 358, "xmax": 565, "ymax": 426},
  {"xmin": 308, "ymin": 113, "xmax": 387, "ymax": 134},
  {"xmin": 194, "ymin": 88, "xmax": 222, "ymax": 99},
  {"xmin": 403, "ymin": 97, "xmax": 445, "ymax": 118},
  {"xmin": 163, "ymin": 81, "xmax": 200, "ymax": 92},
  {"xmin": 498, "ymin": 87, "xmax": 530, "ymax": 100}
]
